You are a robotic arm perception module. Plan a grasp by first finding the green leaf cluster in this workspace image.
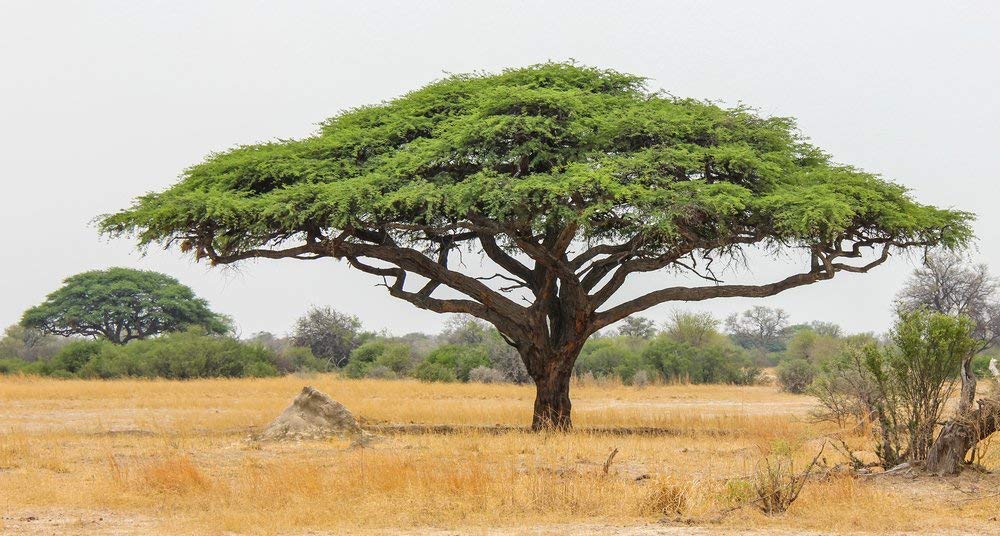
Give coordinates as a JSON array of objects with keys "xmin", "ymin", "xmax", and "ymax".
[{"xmin": 100, "ymin": 62, "xmax": 972, "ymax": 260}]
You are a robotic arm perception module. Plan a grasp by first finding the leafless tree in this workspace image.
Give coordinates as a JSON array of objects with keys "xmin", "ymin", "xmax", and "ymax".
[{"xmin": 725, "ymin": 306, "xmax": 790, "ymax": 352}]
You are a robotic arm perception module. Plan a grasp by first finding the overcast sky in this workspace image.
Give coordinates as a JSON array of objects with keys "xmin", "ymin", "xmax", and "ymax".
[{"xmin": 2, "ymin": 1, "xmax": 998, "ymax": 338}]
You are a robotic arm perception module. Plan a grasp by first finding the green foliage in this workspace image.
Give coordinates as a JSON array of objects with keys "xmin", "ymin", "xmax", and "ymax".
[
  {"xmin": 783, "ymin": 327, "xmax": 842, "ymax": 365},
  {"xmin": 345, "ymin": 340, "xmax": 412, "ymax": 378},
  {"xmin": 644, "ymin": 312, "xmax": 759, "ymax": 384},
  {"xmin": 414, "ymin": 361, "xmax": 457, "ymax": 382},
  {"xmin": 279, "ymin": 346, "xmax": 329, "ymax": 373},
  {"xmin": 101, "ymin": 63, "xmax": 971, "ymax": 274},
  {"xmin": 864, "ymin": 310, "xmax": 977, "ymax": 465},
  {"xmin": 642, "ymin": 337, "xmax": 757, "ymax": 385},
  {"xmin": 22, "ymin": 268, "xmax": 230, "ymax": 344},
  {"xmin": 776, "ymin": 359, "xmax": 816, "ymax": 394},
  {"xmin": 726, "ymin": 306, "xmax": 790, "ymax": 354},
  {"xmin": 373, "ymin": 344, "xmax": 414, "ymax": 375},
  {"xmin": 1, "ymin": 329, "xmax": 278, "ymax": 380},
  {"xmin": 442, "ymin": 316, "xmax": 490, "ymax": 345},
  {"xmin": 53, "ymin": 340, "xmax": 105, "ymax": 374},
  {"xmin": 665, "ymin": 312, "xmax": 724, "ymax": 347},
  {"xmin": 575, "ymin": 313, "xmax": 758, "ymax": 385},
  {"xmin": 0, "ymin": 325, "xmax": 67, "ymax": 362},
  {"xmin": 0, "ymin": 358, "xmax": 26, "ymax": 374},
  {"xmin": 972, "ymin": 351, "xmax": 996, "ymax": 378},
  {"xmin": 422, "ymin": 344, "xmax": 490, "ymax": 382}
]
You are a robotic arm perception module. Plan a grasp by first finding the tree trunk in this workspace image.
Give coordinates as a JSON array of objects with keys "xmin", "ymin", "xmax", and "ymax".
[
  {"xmin": 530, "ymin": 356, "xmax": 575, "ymax": 431},
  {"xmin": 926, "ymin": 398, "xmax": 1000, "ymax": 475}
]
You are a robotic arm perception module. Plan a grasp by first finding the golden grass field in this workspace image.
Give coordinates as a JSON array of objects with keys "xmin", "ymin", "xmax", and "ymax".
[{"xmin": 1, "ymin": 375, "xmax": 998, "ymax": 535}]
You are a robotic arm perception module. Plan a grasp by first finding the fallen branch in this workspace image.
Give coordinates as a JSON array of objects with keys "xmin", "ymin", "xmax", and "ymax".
[{"xmin": 602, "ymin": 447, "xmax": 620, "ymax": 476}]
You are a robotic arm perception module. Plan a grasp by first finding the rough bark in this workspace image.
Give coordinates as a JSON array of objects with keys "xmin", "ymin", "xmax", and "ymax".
[
  {"xmin": 925, "ymin": 398, "xmax": 1000, "ymax": 475},
  {"xmin": 532, "ymin": 374, "xmax": 573, "ymax": 431},
  {"xmin": 530, "ymin": 356, "xmax": 575, "ymax": 431}
]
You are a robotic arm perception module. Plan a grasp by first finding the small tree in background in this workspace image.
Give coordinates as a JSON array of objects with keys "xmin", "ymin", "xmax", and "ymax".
[
  {"xmin": 291, "ymin": 306, "xmax": 362, "ymax": 368},
  {"xmin": 726, "ymin": 306, "xmax": 791, "ymax": 354},
  {"xmin": 664, "ymin": 311, "xmax": 721, "ymax": 348},
  {"xmin": 616, "ymin": 316, "xmax": 657, "ymax": 339},
  {"xmin": 0, "ymin": 325, "xmax": 67, "ymax": 362},
  {"xmin": 22, "ymin": 268, "xmax": 230, "ymax": 344},
  {"xmin": 442, "ymin": 315, "xmax": 490, "ymax": 345}
]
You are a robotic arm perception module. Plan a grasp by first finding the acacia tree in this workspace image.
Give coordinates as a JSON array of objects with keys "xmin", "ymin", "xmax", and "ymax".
[
  {"xmin": 23, "ymin": 268, "xmax": 230, "ymax": 344},
  {"xmin": 100, "ymin": 64, "xmax": 971, "ymax": 429}
]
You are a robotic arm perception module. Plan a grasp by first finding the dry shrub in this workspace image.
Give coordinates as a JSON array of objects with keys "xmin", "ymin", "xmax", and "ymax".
[
  {"xmin": 0, "ymin": 430, "xmax": 30, "ymax": 469},
  {"xmin": 750, "ymin": 445, "xmax": 824, "ymax": 515},
  {"xmin": 109, "ymin": 453, "xmax": 210, "ymax": 494},
  {"xmin": 232, "ymin": 458, "xmax": 326, "ymax": 504},
  {"xmin": 640, "ymin": 476, "xmax": 712, "ymax": 519}
]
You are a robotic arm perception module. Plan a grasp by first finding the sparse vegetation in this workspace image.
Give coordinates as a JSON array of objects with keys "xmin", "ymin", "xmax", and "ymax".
[{"xmin": 0, "ymin": 375, "xmax": 996, "ymax": 534}]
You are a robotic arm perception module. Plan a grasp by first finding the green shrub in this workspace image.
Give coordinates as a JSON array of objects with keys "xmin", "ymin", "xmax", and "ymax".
[
  {"xmin": 343, "ymin": 359, "xmax": 372, "ymax": 379},
  {"xmin": 414, "ymin": 361, "xmax": 457, "ymax": 382},
  {"xmin": 243, "ymin": 360, "xmax": 278, "ymax": 378},
  {"xmin": 575, "ymin": 338, "xmax": 642, "ymax": 379},
  {"xmin": 50, "ymin": 330, "xmax": 279, "ymax": 379},
  {"xmin": 641, "ymin": 337, "xmax": 757, "ymax": 385},
  {"xmin": 776, "ymin": 359, "xmax": 816, "ymax": 393},
  {"xmin": 423, "ymin": 344, "xmax": 489, "ymax": 381},
  {"xmin": 373, "ymin": 344, "xmax": 413, "ymax": 375},
  {"xmin": 0, "ymin": 358, "xmax": 25, "ymax": 374},
  {"xmin": 344, "ymin": 340, "xmax": 411, "ymax": 378},
  {"xmin": 53, "ymin": 340, "xmax": 107, "ymax": 374},
  {"xmin": 277, "ymin": 346, "xmax": 328, "ymax": 373}
]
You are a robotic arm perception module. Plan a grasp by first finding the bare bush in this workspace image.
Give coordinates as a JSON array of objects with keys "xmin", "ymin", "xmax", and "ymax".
[
  {"xmin": 631, "ymin": 369, "xmax": 652, "ymax": 387},
  {"xmin": 364, "ymin": 365, "xmax": 397, "ymax": 380},
  {"xmin": 750, "ymin": 446, "xmax": 824, "ymax": 515},
  {"xmin": 467, "ymin": 366, "xmax": 506, "ymax": 383}
]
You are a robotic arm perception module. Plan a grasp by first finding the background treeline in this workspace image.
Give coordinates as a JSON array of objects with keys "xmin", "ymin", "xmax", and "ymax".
[{"xmin": 12, "ymin": 301, "xmax": 992, "ymax": 388}]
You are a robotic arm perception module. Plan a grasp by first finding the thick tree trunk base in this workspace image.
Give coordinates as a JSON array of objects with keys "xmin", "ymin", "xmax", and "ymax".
[
  {"xmin": 531, "ymin": 368, "xmax": 573, "ymax": 431},
  {"xmin": 926, "ymin": 398, "xmax": 1000, "ymax": 475}
]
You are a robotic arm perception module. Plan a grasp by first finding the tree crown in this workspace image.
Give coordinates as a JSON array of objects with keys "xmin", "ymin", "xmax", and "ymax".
[
  {"xmin": 102, "ymin": 63, "xmax": 970, "ymax": 259},
  {"xmin": 22, "ymin": 267, "xmax": 230, "ymax": 344},
  {"xmin": 99, "ymin": 63, "xmax": 973, "ymax": 348}
]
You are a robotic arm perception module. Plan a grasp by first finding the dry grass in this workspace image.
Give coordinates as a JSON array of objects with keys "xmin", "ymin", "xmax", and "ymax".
[{"xmin": 0, "ymin": 375, "xmax": 997, "ymax": 534}]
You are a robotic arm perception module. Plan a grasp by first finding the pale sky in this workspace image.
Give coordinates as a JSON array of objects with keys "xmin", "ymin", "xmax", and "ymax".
[{"xmin": 2, "ymin": 1, "xmax": 998, "ymax": 338}]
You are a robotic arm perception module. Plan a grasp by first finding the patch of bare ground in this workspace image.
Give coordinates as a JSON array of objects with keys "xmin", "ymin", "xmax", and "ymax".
[{"xmin": 0, "ymin": 509, "xmax": 158, "ymax": 535}]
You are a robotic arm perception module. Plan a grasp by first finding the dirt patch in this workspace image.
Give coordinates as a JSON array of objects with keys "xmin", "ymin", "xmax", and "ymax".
[
  {"xmin": 0, "ymin": 509, "xmax": 159, "ymax": 535},
  {"xmin": 364, "ymin": 423, "xmax": 737, "ymax": 437}
]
